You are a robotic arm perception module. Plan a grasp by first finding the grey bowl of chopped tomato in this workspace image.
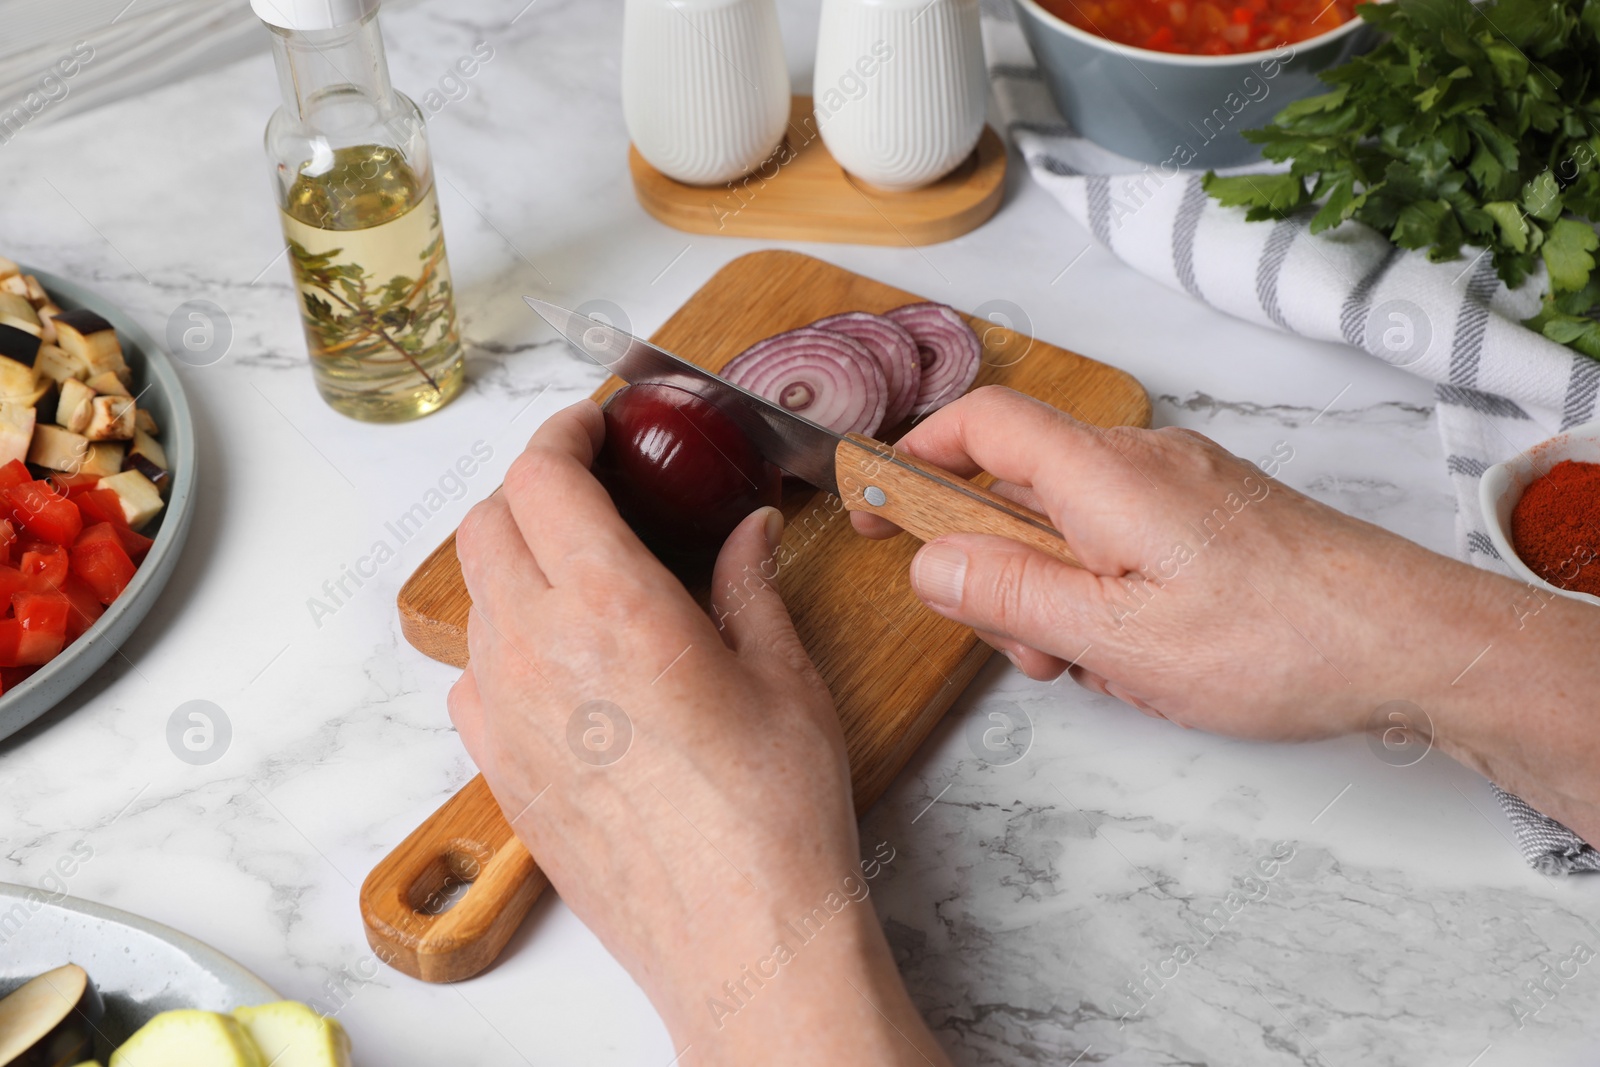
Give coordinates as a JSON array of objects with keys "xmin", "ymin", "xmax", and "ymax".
[{"xmin": 1012, "ymin": 0, "xmax": 1380, "ymax": 168}]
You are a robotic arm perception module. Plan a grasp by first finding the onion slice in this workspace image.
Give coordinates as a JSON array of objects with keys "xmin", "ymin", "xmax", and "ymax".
[
  {"xmin": 722, "ymin": 326, "xmax": 888, "ymax": 435},
  {"xmin": 809, "ymin": 311, "xmax": 920, "ymax": 429},
  {"xmin": 885, "ymin": 302, "xmax": 982, "ymax": 417}
]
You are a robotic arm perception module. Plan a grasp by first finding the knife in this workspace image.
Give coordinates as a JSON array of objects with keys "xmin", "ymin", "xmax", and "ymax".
[{"xmin": 525, "ymin": 296, "xmax": 1079, "ymax": 565}]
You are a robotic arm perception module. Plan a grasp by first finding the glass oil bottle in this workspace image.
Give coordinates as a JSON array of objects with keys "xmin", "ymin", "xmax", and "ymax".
[{"xmin": 256, "ymin": 0, "xmax": 464, "ymax": 422}]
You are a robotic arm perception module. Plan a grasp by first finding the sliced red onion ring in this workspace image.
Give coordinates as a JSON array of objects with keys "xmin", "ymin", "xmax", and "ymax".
[
  {"xmin": 722, "ymin": 326, "xmax": 888, "ymax": 436},
  {"xmin": 885, "ymin": 302, "xmax": 982, "ymax": 417},
  {"xmin": 809, "ymin": 311, "xmax": 920, "ymax": 429}
]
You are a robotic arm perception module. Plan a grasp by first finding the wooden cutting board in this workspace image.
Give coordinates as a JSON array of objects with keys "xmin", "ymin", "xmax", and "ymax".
[{"xmin": 381, "ymin": 251, "xmax": 1148, "ymax": 978}]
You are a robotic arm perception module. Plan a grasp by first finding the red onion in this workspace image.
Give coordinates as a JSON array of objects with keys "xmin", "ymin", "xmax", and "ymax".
[
  {"xmin": 809, "ymin": 312, "xmax": 920, "ymax": 429},
  {"xmin": 885, "ymin": 303, "xmax": 982, "ymax": 417},
  {"xmin": 722, "ymin": 327, "xmax": 887, "ymax": 436}
]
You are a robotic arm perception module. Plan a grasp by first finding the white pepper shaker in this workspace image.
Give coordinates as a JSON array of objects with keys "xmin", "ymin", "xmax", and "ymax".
[
  {"xmin": 814, "ymin": 0, "xmax": 987, "ymax": 191},
  {"xmin": 623, "ymin": 0, "xmax": 791, "ymax": 186}
]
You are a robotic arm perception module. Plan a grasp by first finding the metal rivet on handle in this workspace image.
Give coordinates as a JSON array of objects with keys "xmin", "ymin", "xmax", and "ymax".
[{"xmin": 864, "ymin": 486, "xmax": 887, "ymax": 507}]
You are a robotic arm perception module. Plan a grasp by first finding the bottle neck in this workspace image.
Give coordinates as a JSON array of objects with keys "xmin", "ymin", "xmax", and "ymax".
[{"xmin": 269, "ymin": 14, "xmax": 398, "ymax": 134}]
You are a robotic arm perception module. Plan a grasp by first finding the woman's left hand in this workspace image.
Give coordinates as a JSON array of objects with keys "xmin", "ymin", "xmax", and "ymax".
[{"xmin": 448, "ymin": 400, "xmax": 948, "ymax": 1066}]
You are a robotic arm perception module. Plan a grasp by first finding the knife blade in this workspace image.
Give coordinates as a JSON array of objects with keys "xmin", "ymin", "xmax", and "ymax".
[{"xmin": 524, "ymin": 296, "xmax": 1078, "ymax": 565}]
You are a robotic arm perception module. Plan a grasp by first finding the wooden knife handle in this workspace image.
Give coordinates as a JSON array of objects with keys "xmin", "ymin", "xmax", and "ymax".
[
  {"xmin": 835, "ymin": 433, "xmax": 1080, "ymax": 566},
  {"xmin": 359, "ymin": 774, "xmax": 547, "ymax": 983}
]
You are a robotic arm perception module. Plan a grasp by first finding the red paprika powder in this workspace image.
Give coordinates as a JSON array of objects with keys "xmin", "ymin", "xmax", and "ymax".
[{"xmin": 1510, "ymin": 459, "xmax": 1600, "ymax": 596}]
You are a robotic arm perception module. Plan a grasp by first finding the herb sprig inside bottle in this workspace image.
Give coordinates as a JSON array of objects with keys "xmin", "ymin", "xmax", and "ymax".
[{"xmin": 258, "ymin": 0, "xmax": 465, "ymax": 422}]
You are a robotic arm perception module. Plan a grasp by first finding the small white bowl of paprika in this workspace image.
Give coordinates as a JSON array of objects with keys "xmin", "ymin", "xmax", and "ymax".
[{"xmin": 1480, "ymin": 419, "xmax": 1600, "ymax": 608}]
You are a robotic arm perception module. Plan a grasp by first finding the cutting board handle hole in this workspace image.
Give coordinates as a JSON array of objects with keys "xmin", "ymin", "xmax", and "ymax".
[{"xmin": 405, "ymin": 845, "xmax": 486, "ymax": 917}]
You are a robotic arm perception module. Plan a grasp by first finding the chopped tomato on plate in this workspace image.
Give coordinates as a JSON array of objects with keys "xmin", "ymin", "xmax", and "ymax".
[
  {"xmin": 6, "ymin": 480, "xmax": 83, "ymax": 547},
  {"xmin": 70, "ymin": 523, "xmax": 138, "ymax": 605}
]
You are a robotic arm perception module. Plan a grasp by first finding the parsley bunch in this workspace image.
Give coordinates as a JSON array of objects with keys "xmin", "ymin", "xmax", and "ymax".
[{"xmin": 1202, "ymin": 0, "xmax": 1600, "ymax": 357}]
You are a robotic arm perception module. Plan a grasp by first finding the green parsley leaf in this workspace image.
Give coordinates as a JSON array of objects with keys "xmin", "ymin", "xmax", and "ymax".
[{"xmin": 1543, "ymin": 216, "xmax": 1600, "ymax": 290}]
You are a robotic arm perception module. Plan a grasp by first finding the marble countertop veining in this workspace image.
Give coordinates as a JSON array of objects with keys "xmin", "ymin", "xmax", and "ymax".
[{"xmin": 0, "ymin": 1, "xmax": 1596, "ymax": 1065}]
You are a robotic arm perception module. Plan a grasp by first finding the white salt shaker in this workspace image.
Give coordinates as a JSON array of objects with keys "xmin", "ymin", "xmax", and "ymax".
[
  {"xmin": 814, "ymin": 0, "xmax": 987, "ymax": 191},
  {"xmin": 622, "ymin": 0, "xmax": 791, "ymax": 186}
]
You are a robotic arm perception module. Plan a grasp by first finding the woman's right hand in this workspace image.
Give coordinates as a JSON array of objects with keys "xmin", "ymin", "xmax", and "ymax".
[{"xmin": 853, "ymin": 386, "xmax": 1500, "ymax": 743}]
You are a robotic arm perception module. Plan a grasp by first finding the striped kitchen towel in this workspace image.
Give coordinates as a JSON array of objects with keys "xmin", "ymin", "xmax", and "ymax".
[{"xmin": 982, "ymin": 2, "xmax": 1600, "ymax": 872}]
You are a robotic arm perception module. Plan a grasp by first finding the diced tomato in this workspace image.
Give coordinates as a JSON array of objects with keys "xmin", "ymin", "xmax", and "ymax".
[
  {"xmin": 112, "ymin": 525, "xmax": 153, "ymax": 564},
  {"xmin": 0, "ymin": 520, "xmax": 15, "ymax": 567},
  {"xmin": 48, "ymin": 471, "xmax": 102, "ymax": 496},
  {"xmin": 76, "ymin": 488, "xmax": 128, "ymax": 528},
  {"xmin": 6, "ymin": 481, "xmax": 83, "ymax": 547},
  {"xmin": 16, "ymin": 589, "xmax": 69, "ymax": 634},
  {"xmin": 60, "ymin": 576, "xmax": 105, "ymax": 642},
  {"xmin": 0, "ymin": 666, "xmax": 36, "ymax": 691},
  {"xmin": 19, "ymin": 544, "xmax": 67, "ymax": 589},
  {"xmin": 0, "ymin": 460, "xmax": 31, "ymax": 492},
  {"xmin": 1040, "ymin": 0, "xmax": 1352, "ymax": 52},
  {"xmin": 0, "ymin": 591, "xmax": 68, "ymax": 666},
  {"xmin": 0, "ymin": 564, "xmax": 29, "ymax": 605},
  {"xmin": 70, "ymin": 523, "xmax": 137, "ymax": 604},
  {"xmin": 0, "ymin": 622, "xmax": 61, "ymax": 666}
]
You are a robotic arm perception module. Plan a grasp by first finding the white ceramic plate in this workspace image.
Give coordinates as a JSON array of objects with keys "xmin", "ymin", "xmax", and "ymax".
[
  {"xmin": 0, "ymin": 884, "xmax": 275, "ymax": 1054},
  {"xmin": 1478, "ymin": 418, "xmax": 1600, "ymax": 608},
  {"xmin": 0, "ymin": 269, "xmax": 197, "ymax": 743}
]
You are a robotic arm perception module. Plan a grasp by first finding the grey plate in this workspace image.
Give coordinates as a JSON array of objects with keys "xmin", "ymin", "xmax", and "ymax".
[
  {"xmin": 0, "ymin": 269, "xmax": 196, "ymax": 743},
  {"xmin": 0, "ymin": 883, "xmax": 276, "ymax": 1055}
]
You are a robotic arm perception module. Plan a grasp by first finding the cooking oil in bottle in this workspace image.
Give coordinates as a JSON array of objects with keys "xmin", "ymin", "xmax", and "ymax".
[{"xmin": 257, "ymin": 0, "xmax": 464, "ymax": 423}]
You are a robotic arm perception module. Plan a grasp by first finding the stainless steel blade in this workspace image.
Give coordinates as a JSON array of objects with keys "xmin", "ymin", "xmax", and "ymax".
[{"xmin": 525, "ymin": 295, "xmax": 843, "ymax": 495}]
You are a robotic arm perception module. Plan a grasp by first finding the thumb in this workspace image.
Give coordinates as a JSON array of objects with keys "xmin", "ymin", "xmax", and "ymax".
[
  {"xmin": 710, "ymin": 507, "xmax": 809, "ymax": 670},
  {"xmin": 909, "ymin": 534, "xmax": 1106, "ymax": 661}
]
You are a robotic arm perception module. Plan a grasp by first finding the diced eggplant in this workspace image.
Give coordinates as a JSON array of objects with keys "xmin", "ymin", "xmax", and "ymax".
[
  {"xmin": 0, "ymin": 963, "xmax": 106, "ymax": 1067},
  {"xmin": 84, "ymin": 372, "xmax": 129, "ymax": 399},
  {"xmin": 108, "ymin": 1011, "xmax": 264, "ymax": 1067},
  {"xmin": 0, "ymin": 402, "xmax": 37, "ymax": 468},
  {"xmin": 56, "ymin": 379, "xmax": 94, "ymax": 434},
  {"xmin": 81, "ymin": 442, "xmax": 124, "ymax": 479},
  {"xmin": 127, "ymin": 428, "xmax": 167, "ymax": 470},
  {"xmin": 234, "ymin": 1002, "xmax": 352, "ymax": 1067},
  {"xmin": 124, "ymin": 454, "xmax": 169, "ymax": 496},
  {"xmin": 0, "ymin": 355, "xmax": 32, "ymax": 393},
  {"xmin": 134, "ymin": 408, "xmax": 158, "ymax": 436},
  {"xmin": 28, "ymin": 425, "xmax": 89, "ymax": 473},
  {"xmin": 97, "ymin": 469, "xmax": 164, "ymax": 529},
  {"xmin": 0, "ymin": 276, "xmax": 28, "ymax": 299},
  {"xmin": 34, "ymin": 344, "xmax": 87, "ymax": 386},
  {"xmin": 21, "ymin": 275, "xmax": 46, "ymax": 307},
  {"xmin": 0, "ymin": 256, "xmax": 18, "ymax": 280},
  {"xmin": 0, "ymin": 355, "xmax": 48, "ymax": 408},
  {"xmin": 51, "ymin": 309, "xmax": 127, "ymax": 383},
  {"xmin": 85, "ymin": 396, "xmax": 136, "ymax": 441},
  {"xmin": 37, "ymin": 305, "xmax": 61, "ymax": 346},
  {"xmin": 0, "ymin": 355, "xmax": 36, "ymax": 398},
  {"xmin": 0, "ymin": 324, "xmax": 40, "ymax": 364},
  {"xmin": 0, "ymin": 293, "xmax": 41, "ymax": 338}
]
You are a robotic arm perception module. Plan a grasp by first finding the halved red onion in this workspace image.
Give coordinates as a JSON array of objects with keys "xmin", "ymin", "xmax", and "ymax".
[
  {"xmin": 886, "ymin": 302, "xmax": 982, "ymax": 417},
  {"xmin": 722, "ymin": 326, "xmax": 888, "ymax": 435},
  {"xmin": 809, "ymin": 311, "xmax": 920, "ymax": 429}
]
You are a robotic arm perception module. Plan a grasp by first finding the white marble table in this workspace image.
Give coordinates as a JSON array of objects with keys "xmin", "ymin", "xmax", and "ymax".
[{"xmin": 1, "ymin": 1, "xmax": 1596, "ymax": 1064}]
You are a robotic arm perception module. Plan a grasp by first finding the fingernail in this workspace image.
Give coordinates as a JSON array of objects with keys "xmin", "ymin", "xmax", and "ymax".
[
  {"xmin": 1001, "ymin": 650, "xmax": 1023, "ymax": 671},
  {"xmin": 1105, "ymin": 680, "xmax": 1159, "ymax": 716},
  {"xmin": 912, "ymin": 543, "xmax": 967, "ymax": 609},
  {"xmin": 759, "ymin": 506, "xmax": 784, "ymax": 554}
]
